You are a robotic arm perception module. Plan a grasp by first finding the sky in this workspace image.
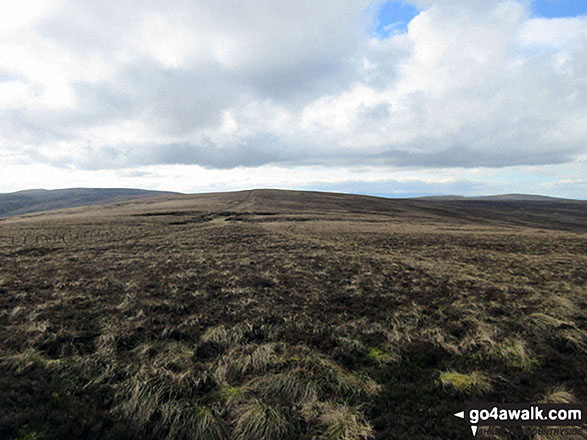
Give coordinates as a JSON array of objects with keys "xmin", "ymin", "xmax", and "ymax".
[{"xmin": 0, "ymin": 0, "xmax": 586, "ymax": 198}]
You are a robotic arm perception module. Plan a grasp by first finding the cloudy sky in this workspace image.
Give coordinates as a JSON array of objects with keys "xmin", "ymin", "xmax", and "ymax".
[{"xmin": 1, "ymin": 0, "xmax": 586, "ymax": 198}]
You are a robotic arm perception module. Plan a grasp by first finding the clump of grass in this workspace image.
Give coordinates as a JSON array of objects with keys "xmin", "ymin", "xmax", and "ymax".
[
  {"xmin": 201, "ymin": 322, "xmax": 278, "ymax": 351},
  {"xmin": 438, "ymin": 370, "xmax": 491, "ymax": 394},
  {"xmin": 232, "ymin": 399, "xmax": 303, "ymax": 440},
  {"xmin": 530, "ymin": 313, "xmax": 587, "ymax": 354},
  {"xmin": 366, "ymin": 347, "xmax": 395, "ymax": 364},
  {"xmin": 306, "ymin": 357, "xmax": 381, "ymax": 400},
  {"xmin": 214, "ymin": 343, "xmax": 280, "ymax": 385},
  {"xmin": 219, "ymin": 385, "xmax": 249, "ymax": 408},
  {"xmin": 163, "ymin": 403, "xmax": 228, "ymax": 440},
  {"xmin": 220, "ymin": 386, "xmax": 245, "ymax": 401},
  {"xmin": 335, "ymin": 336, "xmax": 366, "ymax": 354},
  {"xmin": 247, "ymin": 370, "xmax": 319, "ymax": 405},
  {"xmin": 549, "ymin": 295, "xmax": 582, "ymax": 318},
  {"xmin": 113, "ymin": 366, "xmax": 216, "ymax": 431},
  {"xmin": 152, "ymin": 341, "xmax": 196, "ymax": 370},
  {"xmin": 201, "ymin": 325, "xmax": 247, "ymax": 348},
  {"xmin": 421, "ymin": 326, "xmax": 460, "ymax": 354},
  {"xmin": 539, "ymin": 385, "xmax": 577, "ymax": 404},
  {"xmin": 488, "ymin": 338, "xmax": 539, "ymax": 371},
  {"xmin": 533, "ymin": 386, "xmax": 587, "ymax": 440},
  {"xmin": 559, "ymin": 328, "xmax": 587, "ymax": 354},
  {"xmin": 467, "ymin": 319, "xmax": 499, "ymax": 351},
  {"xmin": 3, "ymin": 349, "xmax": 62, "ymax": 372},
  {"xmin": 317, "ymin": 404, "xmax": 374, "ymax": 440},
  {"xmin": 246, "ymin": 348, "xmax": 380, "ymax": 406},
  {"xmin": 530, "ymin": 312, "xmax": 573, "ymax": 330}
]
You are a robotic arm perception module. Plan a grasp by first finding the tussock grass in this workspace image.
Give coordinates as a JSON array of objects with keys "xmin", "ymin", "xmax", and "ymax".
[
  {"xmin": 439, "ymin": 370, "xmax": 492, "ymax": 394},
  {"xmin": 533, "ymin": 386, "xmax": 587, "ymax": 440},
  {"xmin": 214, "ymin": 343, "xmax": 280, "ymax": 385},
  {"xmin": 487, "ymin": 338, "xmax": 539, "ymax": 371},
  {"xmin": 549, "ymin": 295, "xmax": 582, "ymax": 318},
  {"xmin": 232, "ymin": 400, "xmax": 303, "ymax": 440},
  {"xmin": 287, "ymin": 354, "xmax": 381, "ymax": 399},
  {"xmin": 2, "ymin": 348, "xmax": 63, "ymax": 372},
  {"xmin": 162, "ymin": 403, "xmax": 228, "ymax": 440},
  {"xmin": 539, "ymin": 385, "xmax": 577, "ymax": 404},
  {"xmin": 559, "ymin": 328, "xmax": 587, "ymax": 354},
  {"xmin": 530, "ymin": 313, "xmax": 587, "ymax": 354},
  {"xmin": 317, "ymin": 404, "xmax": 374, "ymax": 440},
  {"xmin": 462, "ymin": 319, "xmax": 499, "ymax": 352},
  {"xmin": 201, "ymin": 325, "xmax": 246, "ymax": 348},
  {"xmin": 113, "ymin": 366, "xmax": 216, "ymax": 430},
  {"xmin": 201, "ymin": 321, "xmax": 279, "ymax": 349},
  {"xmin": 248, "ymin": 370, "xmax": 320, "ymax": 405},
  {"xmin": 152, "ymin": 341, "xmax": 196, "ymax": 370},
  {"xmin": 530, "ymin": 312, "xmax": 573, "ymax": 330},
  {"xmin": 335, "ymin": 336, "xmax": 366, "ymax": 354},
  {"xmin": 219, "ymin": 385, "xmax": 248, "ymax": 405},
  {"xmin": 366, "ymin": 347, "xmax": 395, "ymax": 364}
]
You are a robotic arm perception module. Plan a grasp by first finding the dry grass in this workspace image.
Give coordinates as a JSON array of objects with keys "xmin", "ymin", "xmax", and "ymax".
[
  {"xmin": 533, "ymin": 386, "xmax": 587, "ymax": 440},
  {"xmin": 0, "ymin": 190, "xmax": 585, "ymax": 439},
  {"xmin": 317, "ymin": 404, "xmax": 374, "ymax": 440},
  {"xmin": 539, "ymin": 386, "xmax": 577, "ymax": 404},
  {"xmin": 232, "ymin": 400, "xmax": 302, "ymax": 440}
]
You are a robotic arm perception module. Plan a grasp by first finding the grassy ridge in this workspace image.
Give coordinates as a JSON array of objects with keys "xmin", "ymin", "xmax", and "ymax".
[
  {"xmin": 0, "ymin": 188, "xmax": 177, "ymax": 218},
  {"xmin": 0, "ymin": 191, "xmax": 585, "ymax": 439}
]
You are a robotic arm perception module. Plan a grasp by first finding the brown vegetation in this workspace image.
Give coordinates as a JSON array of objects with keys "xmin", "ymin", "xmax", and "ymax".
[{"xmin": 0, "ymin": 190, "xmax": 585, "ymax": 439}]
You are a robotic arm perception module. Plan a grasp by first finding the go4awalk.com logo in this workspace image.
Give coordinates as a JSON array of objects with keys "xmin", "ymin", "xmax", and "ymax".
[{"xmin": 454, "ymin": 398, "xmax": 585, "ymax": 437}]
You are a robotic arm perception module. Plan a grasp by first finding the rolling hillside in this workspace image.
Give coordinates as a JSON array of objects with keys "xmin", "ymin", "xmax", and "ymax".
[
  {"xmin": 0, "ymin": 189, "xmax": 585, "ymax": 439},
  {"xmin": 4, "ymin": 188, "xmax": 583, "ymax": 232},
  {"xmin": 0, "ymin": 188, "xmax": 178, "ymax": 218}
]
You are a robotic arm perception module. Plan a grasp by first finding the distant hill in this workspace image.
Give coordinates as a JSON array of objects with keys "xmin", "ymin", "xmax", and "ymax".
[
  {"xmin": 419, "ymin": 193, "xmax": 572, "ymax": 201},
  {"xmin": 0, "ymin": 188, "xmax": 178, "ymax": 218},
  {"xmin": 1, "ymin": 188, "xmax": 585, "ymax": 231}
]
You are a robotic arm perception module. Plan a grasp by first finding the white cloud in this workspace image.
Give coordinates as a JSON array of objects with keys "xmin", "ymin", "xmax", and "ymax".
[
  {"xmin": 0, "ymin": 80, "xmax": 35, "ymax": 110},
  {"xmin": 0, "ymin": 0, "xmax": 586, "ymax": 197},
  {"xmin": 0, "ymin": 0, "xmax": 61, "ymax": 32},
  {"xmin": 518, "ymin": 16, "xmax": 587, "ymax": 50}
]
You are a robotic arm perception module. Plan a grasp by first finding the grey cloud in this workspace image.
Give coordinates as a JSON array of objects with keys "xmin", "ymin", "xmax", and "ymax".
[
  {"xmin": 118, "ymin": 64, "xmax": 241, "ymax": 134},
  {"xmin": 33, "ymin": 134, "xmax": 303, "ymax": 170},
  {"xmin": 148, "ymin": 137, "xmax": 291, "ymax": 169},
  {"xmin": 240, "ymin": 57, "xmax": 357, "ymax": 105},
  {"xmin": 358, "ymin": 102, "xmax": 392, "ymax": 121},
  {"xmin": 0, "ymin": 110, "xmax": 72, "ymax": 146},
  {"xmin": 32, "ymin": 133, "xmax": 578, "ymax": 171},
  {"xmin": 374, "ymin": 145, "xmax": 576, "ymax": 168}
]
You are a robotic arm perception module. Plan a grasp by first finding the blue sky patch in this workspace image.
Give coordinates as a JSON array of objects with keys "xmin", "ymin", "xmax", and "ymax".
[
  {"xmin": 374, "ymin": 1, "xmax": 420, "ymax": 38},
  {"xmin": 531, "ymin": 0, "xmax": 587, "ymax": 18}
]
